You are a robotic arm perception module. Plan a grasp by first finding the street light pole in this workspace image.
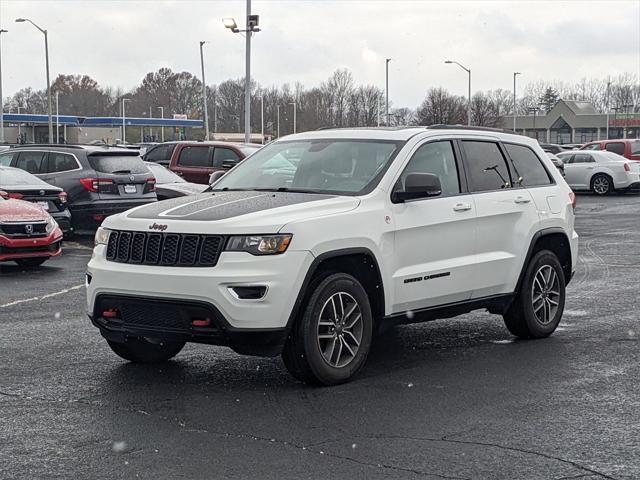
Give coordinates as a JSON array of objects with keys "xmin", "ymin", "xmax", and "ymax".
[
  {"xmin": 260, "ymin": 95, "xmax": 264, "ymax": 144},
  {"xmin": 276, "ymin": 104, "xmax": 280, "ymax": 138},
  {"xmin": 605, "ymin": 79, "xmax": 611, "ymax": 140},
  {"xmin": 122, "ymin": 98, "xmax": 130, "ymax": 144},
  {"xmin": 55, "ymin": 90, "xmax": 59, "ymax": 143},
  {"xmin": 513, "ymin": 72, "xmax": 521, "ymax": 132},
  {"xmin": 445, "ymin": 60, "xmax": 471, "ymax": 125},
  {"xmin": 16, "ymin": 19, "xmax": 52, "ymax": 142},
  {"xmin": 289, "ymin": 101, "xmax": 296, "ymax": 134},
  {"xmin": 385, "ymin": 58, "xmax": 391, "ymax": 126},
  {"xmin": 199, "ymin": 41, "xmax": 210, "ymax": 141},
  {"xmin": 157, "ymin": 106, "xmax": 164, "ymax": 142},
  {"xmin": 0, "ymin": 29, "xmax": 7, "ymax": 144}
]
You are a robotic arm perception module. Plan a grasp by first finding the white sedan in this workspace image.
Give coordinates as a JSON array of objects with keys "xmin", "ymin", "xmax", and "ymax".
[{"xmin": 557, "ymin": 150, "xmax": 640, "ymax": 195}]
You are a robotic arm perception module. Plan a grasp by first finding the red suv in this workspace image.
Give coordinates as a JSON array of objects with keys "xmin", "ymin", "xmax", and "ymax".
[
  {"xmin": 580, "ymin": 139, "xmax": 640, "ymax": 161},
  {"xmin": 0, "ymin": 194, "xmax": 63, "ymax": 267},
  {"xmin": 143, "ymin": 142, "xmax": 261, "ymax": 184}
]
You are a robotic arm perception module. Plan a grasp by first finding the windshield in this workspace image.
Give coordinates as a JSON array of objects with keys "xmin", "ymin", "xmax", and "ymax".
[
  {"xmin": 146, "ymin": 163, "xmax": 185, "ymax": 184},
  {"xmin": 212, "ymin": 139, "xmax": 403, "ymax": 195}
]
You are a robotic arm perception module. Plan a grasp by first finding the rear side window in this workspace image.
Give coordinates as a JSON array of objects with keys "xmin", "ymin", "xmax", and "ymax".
[
  {"xmin": 16, "ymin": 151, "xmax": 46, "ymax": 174},
  {"xmin": 572, "ymin": 153, "xmax": 595, "ymax": 164},
  {"xmin": 46, "ymin": 152, "xmax": 79, "ymax": 173},
  {"xmin": 461, "ymin": 141, "xmax": 511, "ymax": 192},
  {"xmin": 631, "ymin": 141, "xmax": 640, "ymax": 155},
  {"xmin": 87, "ymin": 155, "xmax": 149, "ymax": 174},
  {"xmin": 178, "ymin": 146, "xmax": 211, "ymax": 167},
  {"xmin": 145, "ymin": 144, "xmax": 176, "ymax": 162},
  {"xmin": 605, "ymin": 142, "xmax": 625, "ymax": 156},
  {"xmin": 213, "ymin": 148, "xmax": 241, "ymax": 168},
  {"xmin": 0, "ymin": 152, "xmax": 15, "ymax": 167},
  {"xmin": 504, "ymin": 143, "xmax": 552, "ymax": 187}
]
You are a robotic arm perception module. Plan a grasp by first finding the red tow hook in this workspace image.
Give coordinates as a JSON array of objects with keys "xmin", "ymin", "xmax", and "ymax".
[
  {"xmin": 192, "ymin": 318, "xmax": 211, "ymax": 327},
  {"xmin": 103, "ymin": 309, "xmax": 119, "ymax": 319}
]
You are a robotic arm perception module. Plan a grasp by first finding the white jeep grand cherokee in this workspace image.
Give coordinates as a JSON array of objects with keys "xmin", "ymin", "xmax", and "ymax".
[{"xmin": 87, "ymin": 126, "xmax": 578, "ymax": 385}]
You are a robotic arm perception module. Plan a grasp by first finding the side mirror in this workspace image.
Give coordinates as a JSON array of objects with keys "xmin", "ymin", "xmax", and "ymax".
[
  {"xmin": 209, "ymin": 170, "xmax": 226, "ymax": 185},
  {"xmin": 392, "ymin": 173, "xmax": 442, "ymax": 203}
]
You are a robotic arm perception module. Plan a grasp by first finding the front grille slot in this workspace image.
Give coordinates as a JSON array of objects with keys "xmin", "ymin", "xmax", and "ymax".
[
  {"xmin": 106, "ymin": 230, "xmax": 224, "ymax": 268},
  {"xmin": 1, "ymin": 222, "xmax": 48, "ymax": 237}
]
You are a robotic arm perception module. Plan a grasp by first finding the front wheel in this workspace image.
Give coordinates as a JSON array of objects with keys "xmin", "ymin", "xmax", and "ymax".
[
  {"xmin": 107, "ymin": 338, "xmax": 185, "ymax": 363},
  {"xmin": 591, "ymin": 174, "xmax": 612, "ymax": 195},
  {"xmin": 282, "ymin": 273, "xmax": 373, "ymax": 385},
  {"xmin": 503, "ymin": 250, "xmax": 566, "ymax": 339}
]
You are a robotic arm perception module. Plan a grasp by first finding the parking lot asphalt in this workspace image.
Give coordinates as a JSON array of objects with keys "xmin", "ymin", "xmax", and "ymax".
[{"xmin": 1, "ymin": 194, "xmax": 640, "ymax": 480}]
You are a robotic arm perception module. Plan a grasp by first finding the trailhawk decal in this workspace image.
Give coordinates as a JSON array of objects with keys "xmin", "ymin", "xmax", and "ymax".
[{"xmin": 127, "ymin": 191, "xmax": 333, "ymax": 221}]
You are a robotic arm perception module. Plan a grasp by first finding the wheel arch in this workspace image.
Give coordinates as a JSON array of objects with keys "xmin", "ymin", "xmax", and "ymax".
[
  {"xmin": 515, "ymin": 228, "xmax": 573, "ymax": 294},
  {"xmin": 285, "ymin": 248, "xmax": 386, "ymax": 332},
  {"xmin": 590, "ymin": 170, "xmax": 614, "ymax": 192}
]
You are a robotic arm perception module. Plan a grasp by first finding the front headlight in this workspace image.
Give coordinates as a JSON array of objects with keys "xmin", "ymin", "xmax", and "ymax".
[
  {"xmin": 45, "ymin": 216, "xmax": 58, "ymax": 234},
  {"xmin": 225, "ymin": 234, "xmax": 292, "ymax": 255},
  {"xmin": 94, "ymin": 227, "xmax": 111, "ymax": 246}
]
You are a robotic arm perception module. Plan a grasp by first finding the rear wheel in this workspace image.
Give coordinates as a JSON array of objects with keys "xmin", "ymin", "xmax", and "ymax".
[
  {"xmin": 591, "ymin": 174, "xmax": 612, "ymax": 195},
  {"xmin": 107, "ymin": 338, "xmax": 185, "ymax": 363},
  {"xmin": 503, "ymin": 250, "xmax": 566, "ymax": 339},
  {"xmin": 282, "ymin": 273, "xmax": 373, "ymax": 385},
  {"xmin": 15, "ymin": 257, "xmax": 48, "ymax": 267}
]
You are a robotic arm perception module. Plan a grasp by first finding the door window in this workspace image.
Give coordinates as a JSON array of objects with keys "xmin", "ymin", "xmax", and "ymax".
[
  {"xmin": 461, "ymin": 141, "xmax": 511, "ymax": 192},
  {"xmin": 583, "ymin": 143, "xmax": 601, "ymax": 150},
  {"xmin": 504, "ymin": 143, "xmax": 553, "ymax": 187},
  {"xmin": 213, "ymin": 148, "xmax": 241, "ymax": 169},
  {"xmin": 177, "ymin": 146, "xmax": 211, "ymax": 167},
  {"xmin": 573, "ymin": 153, "xmax": 595, "ymax": 163},
  {"xmin": 46, "ymin": 152, "xmax": 79, "ymax": 173},
  {"xmin": 605, "ymin": 142, "xmax": 625, "ymax": 155},
  {"xmin": 0, "ymin": 152, "xmax": 15, "ymax": 167},
  {"xmin": 16, "ymin": 151, "xmax": 46, "ymax": 174},
  {"xmin": 399, "ymin": 141, "xmax": 460, "ymax": 196}
]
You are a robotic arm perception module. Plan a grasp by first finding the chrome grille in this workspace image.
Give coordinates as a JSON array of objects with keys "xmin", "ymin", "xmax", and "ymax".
[{"xmin": 106, "ymin": 230, "xmax": 224, "ymax": 267}]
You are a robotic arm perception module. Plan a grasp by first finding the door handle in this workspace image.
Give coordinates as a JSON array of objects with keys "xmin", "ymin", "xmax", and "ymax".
[
  {"xmin": 514, "ymin": 196, "xmax": 531, "ymax": 204},
  {"xmin": 453, "ymin": 203, "xmax": 472, "ymax": 212},
  {"xmin": 586, "ymin": 167, "xmax": 595, "ymax": 170}
]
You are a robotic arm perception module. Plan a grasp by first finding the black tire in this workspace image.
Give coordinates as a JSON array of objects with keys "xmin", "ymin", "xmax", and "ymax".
[
  {"xmin": 503, "ymin": 250, "xmax": 566, "ymax": 339},
  {"xmin": 15, "ymin": 257, "xmax": 48, "ymax": 267},
  {"xmin": 107, "ymin": 338, "xmax": 185, "ymax": 363},
  {"xmin": 282, "ymin": 273, "xmax": 373, "ymax": 385},
  {"xmin": 590, "ymin": 174, "xmax": 612, "ymax": 196}
]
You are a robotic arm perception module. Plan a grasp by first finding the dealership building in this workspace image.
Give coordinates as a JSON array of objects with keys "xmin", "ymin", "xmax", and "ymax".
[{"xmin": 502, "ymin": 99, "xmax": 640, "ymax": 144}]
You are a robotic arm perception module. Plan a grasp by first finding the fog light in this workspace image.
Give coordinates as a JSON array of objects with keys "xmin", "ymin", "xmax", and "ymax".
[{"xmin": 229, "ymin": 286, "xmax": 268, "ymax": 300}]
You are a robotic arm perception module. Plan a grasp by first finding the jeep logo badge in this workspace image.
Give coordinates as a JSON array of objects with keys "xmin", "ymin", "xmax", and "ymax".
[
  {"xmin": 149, "ymin": 222, "xmax": 168, "ymax": 232},
  {"xmin": 25, "ymin": 224, "xmax": 33, "ymax": 234}
]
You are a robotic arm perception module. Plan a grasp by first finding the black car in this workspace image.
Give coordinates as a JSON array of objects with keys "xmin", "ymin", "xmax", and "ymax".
[
  {"xmin": 0, "ymin": 165, "xmax": 73, "ymax": 235},
  {"xmin": 144, "ymin": 162, "xmax": 206, "ymax": 200},
  {"xmin": 0, "ymin": 145, "xmax": 157, "ymax": 233},
  {"xmin": 538, "ymin": 143, "xmax": 568, "ymax": 154}
]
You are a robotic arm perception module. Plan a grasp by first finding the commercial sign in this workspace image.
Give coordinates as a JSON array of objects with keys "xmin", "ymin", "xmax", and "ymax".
[{"xmin": 609, "ymin": 113, "xmax": 640, "ymax": 127}]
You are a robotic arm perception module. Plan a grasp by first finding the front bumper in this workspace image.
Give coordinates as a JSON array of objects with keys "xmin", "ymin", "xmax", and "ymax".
[
  {"xmin": 86, "ymin": 246, "xmax": 314, "ymax": 354},
  {"xmin": 0, "ymin": 228, "xmax": 63, "ymax": 262}
]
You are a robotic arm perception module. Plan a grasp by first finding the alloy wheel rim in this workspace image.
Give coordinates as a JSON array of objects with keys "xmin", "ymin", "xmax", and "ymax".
[
  {"xmin": 593, "ymin": 177, "xmax": 609, "ymax": 194},
  {"xmin": 317, "ymin": 292, "xmax": 363, "ymax": 368},
  {"xmin": 531, "ymin": 265, "xmax": 561, "ymax": 325}
]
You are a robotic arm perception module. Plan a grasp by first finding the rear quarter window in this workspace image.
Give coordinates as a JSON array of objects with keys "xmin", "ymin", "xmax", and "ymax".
[
  {"xmin": 87, "ymin": 155, "xmax": 149, "ymax": 174},
  {"xmin": 604, "ymin": 143, "xmax": 625, "ymax": 156}
]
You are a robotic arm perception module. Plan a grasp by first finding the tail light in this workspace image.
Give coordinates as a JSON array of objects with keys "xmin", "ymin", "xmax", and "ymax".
[
  {"xmin": 7, "ymin": 192, "xmax": 23, "ymax": 199},
  {"xmin": 569, "ymin": 191, "xmax": 577, "ymax": 209},
  {"xmin": 80, "ymin": 178, "xmax": 114, "ymax": 193},
  {"xmin": 0, "ymin": 190, "xmax": 8, "ymax": 199},
  {"xmin": 58, "ymin": 191, "xmax": 68, "ymax": 203},
  {"xmin": 145, "ymin": 177, "xmax": 156, "ymax": 192},
  {"xmin": 624, "ymin": 163, "xmax": 630, "ymax": 172}
]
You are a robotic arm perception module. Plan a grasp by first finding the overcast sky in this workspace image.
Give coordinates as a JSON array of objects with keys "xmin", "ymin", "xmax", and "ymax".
[{"xmin": 1, "ymin": 0, "xmax": 639, "ymax": 108}]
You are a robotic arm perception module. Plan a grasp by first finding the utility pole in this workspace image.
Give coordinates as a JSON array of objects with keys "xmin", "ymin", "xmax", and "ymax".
[
  {"xmin": 260, "ymin": 95, "xmax": 264, "ymax": 144},
  {"xmin": 605, "ymin": 78, "xmax": 611, "ymax": 140},
  {"xmin": 289, "ymin": 101, "xmax": 297, "ymax": 134},
  {"xmin": 199, "ymin": 41, "xmax": 210, "ymax": 140},
  {"xmin": 276, "ymin": 104, "xmax": 280, "ymax": 138},
  {"xmin": 0, "ymin": 29, "xmax": 7, "ymax": 144},
  {"xmin": 55, "ymin": 91, "xmax": 59, "ymax": 143},
  {"xmin": 385, "ymin": 58, "xmax": 391, "ymax": 126},
  {"xmin": 157, "ymin": 106, "xmax": 164, "ymax": 142}
]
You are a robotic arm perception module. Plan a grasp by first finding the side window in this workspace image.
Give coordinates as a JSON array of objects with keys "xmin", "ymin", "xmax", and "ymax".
[
  {"xmin": 213, "ymin": 148, "xmax": 241, "ymax": 169},
  {"xmin": 504, "ymin": 144, "xmax": 552, "ymax": 187},
  {"xmin": 399, "ymin": 141, "xmax": 460, "ymax": 197},
  {"xmin": 461, "ymin": 141, "xmax": 511, "ymax": 192},
  {"xmin": 605, "ymin": 142, "xmax": 625, "ymax": 156},
  {"xmin": 47, "ymin": 152, "xmax": 78, "ymax": 173},
  {"xmin": 560, "ymin": 154, "xmax": 574, "ymax": 164},
  {"xmin": 145, "ymin": 144, "xmax": 175, "ymax": 162},
  {"xmin": 177, "ymin": 146, "xmax": 211, "ymax": 167},
  {"xmin": 584, "ymin": 144, "xmax": 601, "ymax": 150},
  {"xmin": 573, "ymin": 153, "xmax": 593, "ymax": 163},
  {"xmin": 0, "ymin": 152, "xmax": 15, "ymax": 167},
  {"xmin": 15, "ymin": 151, "xmax": 46, "ymax": 174}
]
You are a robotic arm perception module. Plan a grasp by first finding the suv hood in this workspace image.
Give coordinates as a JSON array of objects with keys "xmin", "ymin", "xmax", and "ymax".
[
  {"xmin": 0, "ymin": 199, "xmax": 49, "ymax": 222},
  {"xmin": 107, "ymin": 190, "xmax": 360, "ymax": 234}
]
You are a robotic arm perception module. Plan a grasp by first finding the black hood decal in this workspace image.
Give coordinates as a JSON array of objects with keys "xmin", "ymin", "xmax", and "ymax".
[{"xmin": 127, "ymin": 191, "xmax": 334, "ymax": 221}]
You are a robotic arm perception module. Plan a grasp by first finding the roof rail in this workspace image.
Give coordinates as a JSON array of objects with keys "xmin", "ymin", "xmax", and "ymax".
[{"xmin": 426, "ymin": 124, "xmax": 522, "ymax": 135}]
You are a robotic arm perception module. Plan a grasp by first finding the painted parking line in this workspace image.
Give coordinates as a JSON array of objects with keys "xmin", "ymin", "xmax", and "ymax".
[{"xmin": 0, "ymin": 284, "xmax": 84, "ymax": 309}]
